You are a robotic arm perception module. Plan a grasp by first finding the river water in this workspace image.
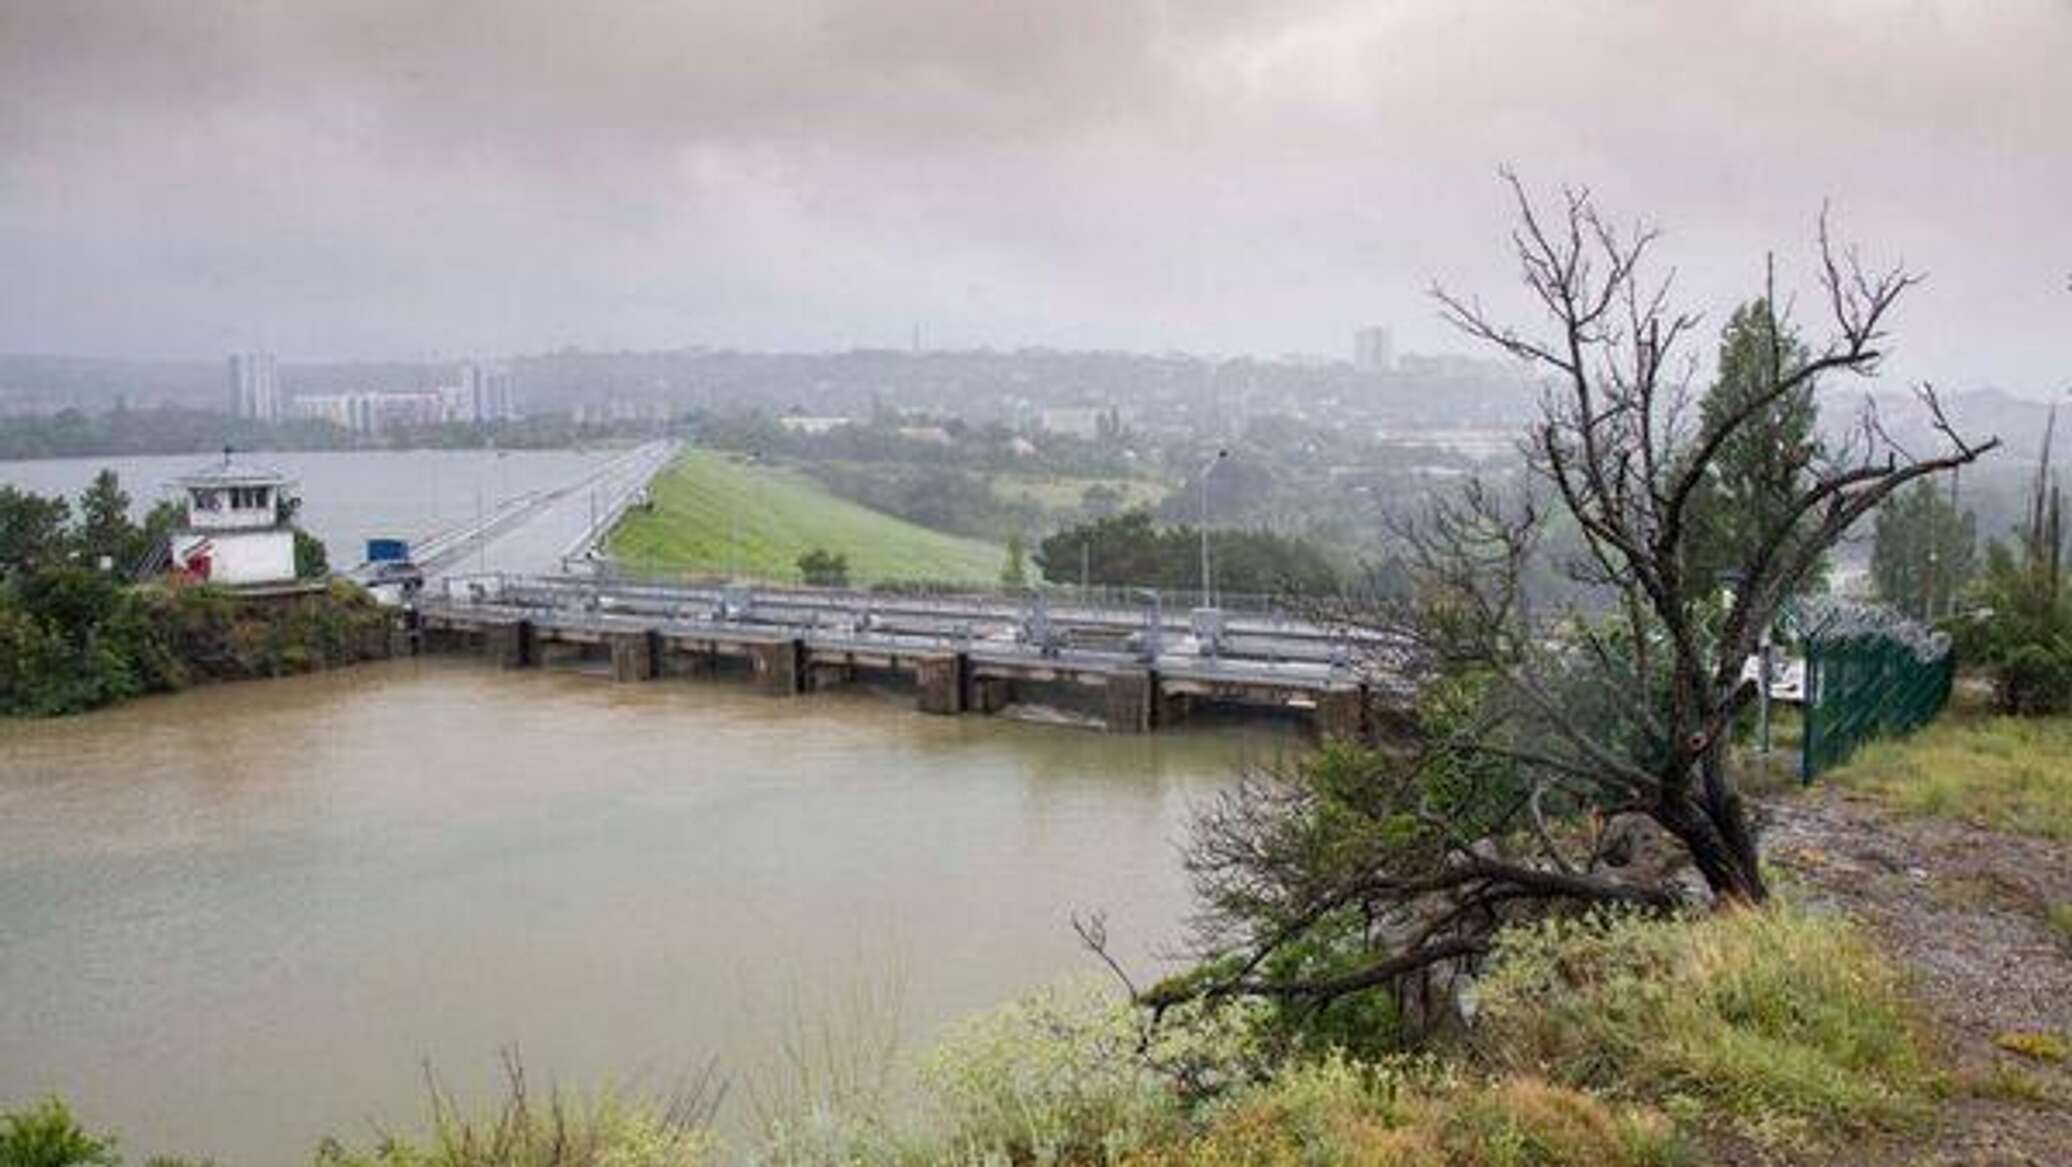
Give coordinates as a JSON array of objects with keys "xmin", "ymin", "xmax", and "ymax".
[{"xmin": 0, "ymin": 657, "xmax": 1289, "ymax": 1164}]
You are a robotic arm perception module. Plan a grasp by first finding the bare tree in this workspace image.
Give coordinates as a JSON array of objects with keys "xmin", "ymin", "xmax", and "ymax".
[{"xmin": 1133, "ymin": 174, "xmax": 1996, "ymax": 1019}]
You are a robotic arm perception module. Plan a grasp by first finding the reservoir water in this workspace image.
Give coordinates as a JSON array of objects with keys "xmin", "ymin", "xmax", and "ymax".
[
  {"xmin": 0, "ymin": 448, "xmax": 624, "ymax": 569},
  {"xmin": 0, "ymin": 657, "xmax": 1286, "ymax": 1164}
]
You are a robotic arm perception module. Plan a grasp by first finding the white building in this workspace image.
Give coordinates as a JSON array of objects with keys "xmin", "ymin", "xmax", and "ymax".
[
  {"xmin": 452, "ymin": 362, "xmax": 517, "ymax": 423},
  {"xmin": 291, "ymin": 393, "xmax": 358, "ymax": 430},
  {"xmin": 227, "ymin": 352, "xmax": 281, "ymax": 421},
  {"xmin": 290, "ymin": 391, "xmax": 444, "ymax": 433},
  {"xmin": 167, "ymin": 455, "xmax": 298, "ymax": 586}
]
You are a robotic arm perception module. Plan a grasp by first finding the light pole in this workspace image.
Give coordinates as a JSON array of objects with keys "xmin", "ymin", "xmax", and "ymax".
[
  {"xmin": 1199, "ymin": 448, "xmax": 1229, "ymax": 607},
  {"xmin": 730, "ymin": 450, "xmax": 761, "ymax": 582}
]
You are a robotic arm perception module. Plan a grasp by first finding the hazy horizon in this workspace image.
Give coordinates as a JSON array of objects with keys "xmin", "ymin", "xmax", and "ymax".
[{"xmin": 5, "ymin": 1, "xmax": 2068, "ymax": 397}]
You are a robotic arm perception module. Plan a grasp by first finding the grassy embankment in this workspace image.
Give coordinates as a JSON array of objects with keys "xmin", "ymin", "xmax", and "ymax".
[
  {"xmin": 1824, "ymin": 706, "xmax": 2072, "ymax": 841},
  {"xmin": 608, "ymin": 450, "xmax": 1004, "ymax": 585}
]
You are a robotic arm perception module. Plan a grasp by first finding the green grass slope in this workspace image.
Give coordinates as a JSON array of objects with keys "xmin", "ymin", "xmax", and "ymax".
[
  {"xmin": 1828, "ymin": 709, "xmax": 2072, "ymax": 841},
  {"xmin": 609, "ymin": 449, "xmax": 1005, "ymax": 584}
]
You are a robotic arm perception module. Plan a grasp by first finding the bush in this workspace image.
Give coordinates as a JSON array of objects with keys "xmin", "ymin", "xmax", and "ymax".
[
  {"xmin": 0, "ymin": 568, "xmax": 143, "ymax": 715},
  {"xmin": 0, "ymin": 1099, "xmax": 120, "ymax": 1167},
  {"xmin": 918, "ymin": 979, "xmax": 1267, "ymax": 1165},
  {"xmin": 1123, "ymin": 1055, "xmax": 1683, "ymax": 1167},
  {"xmin": 294, "ymin": 529, "xmax": 330, "ymax": 580},
  {"xmin": 795, "ymin": 548, "xmax": 849, "ymax": 588},
  {"xmin": 1474, "ymin": 903, "xmax": 1936, "ymax": 1146},
  {"xmin": 314, "ymin": 1062, "xmax": 721, "ymax": 1167},
  {"xmin": 1947, "ymin": 437, "xmax": 2072, "ymax": 714},
  {"xmin": 0, "ymin": 573, "xmax": 394, "ymax": 716}
]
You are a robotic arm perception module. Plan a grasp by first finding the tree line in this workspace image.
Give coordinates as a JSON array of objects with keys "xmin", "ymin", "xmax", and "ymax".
[{"xmin": 1032, "ymin": 509, "xmax": 1343, "ymax": 597}]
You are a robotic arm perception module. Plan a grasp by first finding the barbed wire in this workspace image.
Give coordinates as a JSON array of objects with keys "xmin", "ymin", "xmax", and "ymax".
[{"xmin": 1795, "ymin": 596, "xmax": 1951, "ymax": 663}]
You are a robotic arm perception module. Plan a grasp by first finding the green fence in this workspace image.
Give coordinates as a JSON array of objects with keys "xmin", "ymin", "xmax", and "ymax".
[{"xmin": 1799, "ymin": 601, "xmax": 1955, "ymax": 781}]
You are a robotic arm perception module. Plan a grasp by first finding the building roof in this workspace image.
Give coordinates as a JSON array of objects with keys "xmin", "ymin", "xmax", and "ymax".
[{"xmin": 170, "ymin": 449, "xmax": 295, "ymax": 489}]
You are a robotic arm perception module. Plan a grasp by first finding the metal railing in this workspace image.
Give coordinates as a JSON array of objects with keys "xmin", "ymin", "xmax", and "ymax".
[{"xmin": 584, "ymin": 560, "xmax": 1334, "ymax": 619}]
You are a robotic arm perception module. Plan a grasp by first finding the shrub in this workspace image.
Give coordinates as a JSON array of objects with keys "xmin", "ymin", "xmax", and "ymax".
[
  {"xmin": 1948, "ymin": 421, "xmax": 2072, "ymax": 715},
  {"xmin": 294, "ymin": 528, "xmax": 330, "ymax": 580},
  {"xmin": 917, "ymin": 979, "xmax": 1267, "ymax": 1165},
  {"xmin": 795, "ymin": 548, "xmax": 850, "ymax": 588},
  {"xmin": 1123, "ymin": 1055, "xmax": 1683, "ymax": 1167},
  {"xmin": 0, "ymin": 1099, "xmax": 120, "ymax": 1167},
  {"xmin": 1475, "ymin": 903, "xmax": 1936, "ymax": 1145},
  {"xmin": 313, "ymin": 1061, "xmax": 722, "ymax": 1167}
]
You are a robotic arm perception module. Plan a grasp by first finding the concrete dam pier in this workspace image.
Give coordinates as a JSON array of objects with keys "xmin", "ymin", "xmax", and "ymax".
[{"xmin": 414, "ymin": 576, "xmax": 1405, "ymax": 737}]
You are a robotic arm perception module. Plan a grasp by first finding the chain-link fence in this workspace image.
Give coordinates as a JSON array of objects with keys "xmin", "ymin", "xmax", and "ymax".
[{"xmin": 1797, "ymin": 599, "xmax": 1955, "ymax": 781}]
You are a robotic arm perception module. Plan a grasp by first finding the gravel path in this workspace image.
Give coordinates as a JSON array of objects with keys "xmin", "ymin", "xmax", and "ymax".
[{"xmin": 1762, "ymin": 787, "xmax": 2072, "ymax": 1166}]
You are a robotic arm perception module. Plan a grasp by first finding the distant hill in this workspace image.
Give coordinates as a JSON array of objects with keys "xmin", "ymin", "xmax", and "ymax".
[{"xmin": 1834, "ymin": 386, "xmax": 2068, "ymax": 467}]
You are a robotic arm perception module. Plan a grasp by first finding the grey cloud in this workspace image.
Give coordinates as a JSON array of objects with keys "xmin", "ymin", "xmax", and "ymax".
[{"xmin": 0, "ymin": 1, "xmax": 2067, "ymax": 394}]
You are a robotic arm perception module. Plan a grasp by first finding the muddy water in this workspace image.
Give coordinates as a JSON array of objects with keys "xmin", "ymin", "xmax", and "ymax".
[{"xmin": 0, "ymin": 658, "xmax": 1293, "ymax": 1164}]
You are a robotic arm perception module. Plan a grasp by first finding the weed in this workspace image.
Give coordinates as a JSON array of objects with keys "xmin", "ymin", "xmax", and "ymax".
[
  {"xmin": 1826, "ymin": 714, "xmax": 2072, "ymax": 840},
  {"xmin": 313, "ymin": 1055, "xmax": 724, "ymax": 1167},
  {"xmin": 1475, "ymin": 902, "xmax": 1937, "ymax": 1146},
  {"xmin": 1993, "ymin": 1031, "xmax": 2069, "ymax": 1064},
  {"xmin": 1962, "ymin": 1064, "xmax": 2049, "ymax": 1105},
  {"xmin": 1123, "ymin": 1055, "xmax": 1685, "ymax": 1167},
  {"xmin": 2047, "ymin": 902, "xmax": 2072, "ymax": 948}
]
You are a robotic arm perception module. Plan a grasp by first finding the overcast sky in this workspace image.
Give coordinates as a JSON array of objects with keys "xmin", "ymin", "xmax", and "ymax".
[{"xmin": 2, "ymin": 0, "xmax": 2066, "ymax": 394}]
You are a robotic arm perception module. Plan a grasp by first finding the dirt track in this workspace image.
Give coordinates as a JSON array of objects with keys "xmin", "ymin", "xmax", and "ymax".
[{"xmin": 1763, "ymin": 788, "xmax": 2072, "ymax": 1166}]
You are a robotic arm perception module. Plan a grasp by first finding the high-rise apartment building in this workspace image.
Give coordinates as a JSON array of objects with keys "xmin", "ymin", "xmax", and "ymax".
[
  {"xmin": 454, "ymin": 362, "xmax": 517, "ymax": 423},
  {"xmin": 227, "ymin": 351, "xmax": 281, "ymax": 421}
]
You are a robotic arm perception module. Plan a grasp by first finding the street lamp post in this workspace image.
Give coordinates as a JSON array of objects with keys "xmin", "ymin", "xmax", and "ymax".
[
  {"xmin": 730, "ymin": 450, "xmax": 762, "ymax": 582},
  {"xmin": 1199, "ymin": 448, "xmax": 1228, "ymax": 607}
]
